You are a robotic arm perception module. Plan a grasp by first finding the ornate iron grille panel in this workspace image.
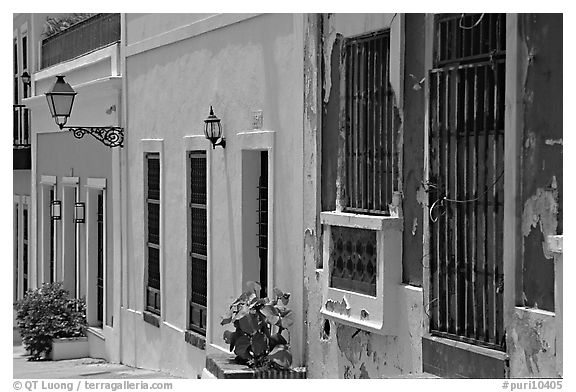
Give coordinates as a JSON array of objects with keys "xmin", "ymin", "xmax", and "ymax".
[
  {"xmin": 428, "ymin": 13, "xmax": 505, "ymax": 351},
  {"xmin": 343, "ymin": 30, "xmax": 395, "ymax": 215},
  {"xmin": 189, "ymin": 152, "xmax": 207, "ymax": 334},
  {"xmin": 330, "ymin": 226, "xmax": 377, "ymax": 296},
  {"xmin": 257, "ymin": 151, "xmax": 268, "ymax": 298},
  {"xmin": 146, "ymin": 153, "xmax": 161, "ymax": 314},
  {"xmin": 97, "ymin": 192, "xmax": 104, "ymax": 325}
]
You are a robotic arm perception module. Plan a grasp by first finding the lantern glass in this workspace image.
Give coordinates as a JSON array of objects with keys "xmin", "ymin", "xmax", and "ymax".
[
  {"xmin": 74, "ymin": 202, "xmax": 85, "ymax": 223},
  {"xmin": 51, "ymin": 200, "xmax": 62, "ymax": 220},
  {"xmin": 45, "ymin": 75, "xmax": 77, "ymax": 129}
]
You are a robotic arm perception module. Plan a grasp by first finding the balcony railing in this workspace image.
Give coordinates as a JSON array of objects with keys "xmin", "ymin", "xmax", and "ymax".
[
  {"xmin": 41, "ymin": 13, "xmax": 120, "ymax": 69},
  {"xmin": 13, "ymin": 105, "xmax": 30, "ymax": 147}
]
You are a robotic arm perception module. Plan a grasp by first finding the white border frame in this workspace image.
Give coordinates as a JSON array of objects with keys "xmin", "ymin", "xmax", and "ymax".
[
  {"xmin": 141, "ymin": 139, "xmax": 164, "ymax": 319},
  {"xmin": 85, "ymin": 177, "xmax": 108, "ymax": 327},
  {"xmin": 236, "ymin": 130, "xmax": 275, "ymax": 305},
  {"xmin": 183, "ymin": 135, "xmax": 212, "ymax": 343}
]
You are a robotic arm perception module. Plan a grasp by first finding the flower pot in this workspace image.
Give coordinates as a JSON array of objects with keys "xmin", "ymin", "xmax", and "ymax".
[
  {"xmin": 50, "ymin": 336, "xmax": 89, "ymax": 360},
  {"xmin": 205, "ymin": 352, "xmax": 306, "ymax": 379}
]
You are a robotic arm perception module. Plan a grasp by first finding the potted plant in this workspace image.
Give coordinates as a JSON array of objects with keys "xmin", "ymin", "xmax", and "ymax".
[
  {"xmin": 210, "ymin": 281, "xmax": 305, "ymax": 378},
  {"xmin": 16, "ymin": 282, "xmax": 88, "ymax": 361}
]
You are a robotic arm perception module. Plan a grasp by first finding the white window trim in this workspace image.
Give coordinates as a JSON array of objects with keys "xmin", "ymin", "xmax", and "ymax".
[
  {"xmin": 61, "ymin": 177, "xmax": 80, "ymax": 298},
  {"xmin": 236, "ymin": 130, "xmax": 275, "ymax": 298},
  {"xmin": 84, "ymin": 178, "xmax": 108, "ymax": 327},
  {"xmin": 40, "ymin": 175, "xmax": 57, "ymax": 284},
  {"xmin": 183, "ymin": 135, "xmax": 212, "ymax": 341},
  {"xmin": 14, "ymin": 196, "xmax": 22, "ymax": 301},
  {"xmin": 141, "ymin": 139, "xmax": 164, "ymax": 319}
]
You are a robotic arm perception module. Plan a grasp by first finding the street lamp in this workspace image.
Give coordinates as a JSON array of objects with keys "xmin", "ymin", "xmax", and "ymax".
[
  {"xmin": 45, "ymin": 75, "xmax": 124, "ymax": 148},
  {"xmin": 204, "ymin": 106, "xmax": 226, "ymax": 149},
  {"xmin": 21, "ymin": 71, "xmax": 31, "ymax": 87}
]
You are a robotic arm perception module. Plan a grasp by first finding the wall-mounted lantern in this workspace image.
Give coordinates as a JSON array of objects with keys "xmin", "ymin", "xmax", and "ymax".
[
  {"xmin": 21, "ymin": 71, "xmax": 31, "ymax": 87},
  {"xmin": 45, "ymin": 75, "xmax": 124, "ymax": 148},
  {"xmin": 51, "ymin": 200, "xmax": 62, "ymax": 221},
  {"xmin": 204, "ymin": 106, "xmax": 226, "ymax": 149},
  {"xmin": 74, "ymin": 202, "xmax": 85, "ymax": 223}
]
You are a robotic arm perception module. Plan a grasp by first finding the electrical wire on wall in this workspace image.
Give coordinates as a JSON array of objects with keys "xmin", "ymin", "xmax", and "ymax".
[{"xmin": 427, "ymin": 169, "xmax": 504, "ymax": 223}]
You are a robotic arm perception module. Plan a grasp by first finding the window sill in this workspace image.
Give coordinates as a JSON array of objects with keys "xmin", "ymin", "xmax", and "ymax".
[
  {"xmin": 142, "ymin": 311, "xmax": 160, "ymax": 328},
  {"xmin": 184, "ymin": 329, "xmax": 206, "ymax": 350},
  {"xmin": 320, "ymin": 210, "xmax": 402, "ymax": 231}
]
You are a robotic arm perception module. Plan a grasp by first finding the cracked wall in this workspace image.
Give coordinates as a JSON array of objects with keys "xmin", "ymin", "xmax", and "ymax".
[
  {"xmin": 518, "ymin": 13, "xmax": 562, "ymax": 312},
  {"xmin": 509, "ymin": 13, "xmax": 562, "ymax": 378},
  {"xmin": 306, "ymin": 14, "xmax": 426, "ymax": 378}
]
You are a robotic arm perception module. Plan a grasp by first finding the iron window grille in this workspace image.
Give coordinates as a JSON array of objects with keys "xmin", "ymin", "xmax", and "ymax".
[
  {"xmin": 146, "ymin": 153, "xmax": 161, "ymax": 315},
  {"xmin": 428, "ymin": 13, "xmax": 506, "ymax": 351},
  {"xmin": 189, "ymin": 152, "xmax": 207, "ymax": 335},
  {"xmin": 257, "ymin": 151, "xmax": 268, "ymax": 298},
  {"xmin": 342, "ymin": 30, "xmax": 396, "ymax": 216}
]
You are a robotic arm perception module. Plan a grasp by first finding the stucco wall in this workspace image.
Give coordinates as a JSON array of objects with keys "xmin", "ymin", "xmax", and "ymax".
[
  {"xmin": 123, "ymin": 13, "xmax": 304, "ymax": 376},
  {"xmin": 517, "ymin": 14, "xmax": 562, "ymax": 312},
  {"xmin": 14, "ymin": 171, "xmax": 31, "ymax": 196},
  {"xmin": 306, "ymin": 13, "xmax": 426, "ymax": 378}
]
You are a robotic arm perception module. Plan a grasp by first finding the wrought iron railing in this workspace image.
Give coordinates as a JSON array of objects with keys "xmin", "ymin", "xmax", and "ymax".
[
  {"xmin": 40, "ymin": 13, "xmax": 120, "ymax": 69},
  {"xmin": 13, "ymin": 104, "xmax": 30, "ymax": 147}
]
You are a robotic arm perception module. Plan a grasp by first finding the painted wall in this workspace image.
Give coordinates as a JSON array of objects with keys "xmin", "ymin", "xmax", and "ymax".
[
  {"xmin": 517, "ymin": 14, "xmax": 562, "ymax": 312},
  {"xmin": 14, "ymin": 171, "xmax": 31, "ymax": 196},
  {"xmin": 507, "ymin": 13, "xmax": 563, "ymax": 378},
  {"xmin": 123, "ymin": 13, "xmax": 304, "ymax": 377},
  {"xmin": 306, "ymin": 13, "xmax": 425, "ymax": 378}
]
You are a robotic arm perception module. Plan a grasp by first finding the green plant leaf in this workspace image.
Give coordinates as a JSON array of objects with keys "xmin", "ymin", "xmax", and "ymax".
[
  {"xmin": 260, "ymin": 304, "xmax": 280, "ymax": 326},
  {"xmin": 223, "ymin": 330, "xmax": 238, "ymax": 351},
  {"xmin": 234, "ymin": 335, "xmax": 252, "ymax": 361},
  {"xmin": 268, "ymin": 344, "xmax": 292, "ymax": 369},
  {"xmin": 273, "ymin": 288, "xmax": 283, "ymax": 300},
  {"xmin": 269, "ymin": 332, "xmax": 287, "ymax": 347},
  {"xmin": 250, "ymin": 331, "xmax": 269, "ymax": 357},
  {"xmin": 221, "ymin": 308, "xmax": 234, "ymax": 325},
  {"xmin": 238, "ymin": 313, "xmax": 260, "ymax": 335},
  {"xmin": 232, "ymin": 304, "xmax": 250, "ymax": 322},
  {"xmin": 280, "ymin": 310, "xmax": 294, "ymax": 329},
  {"xmin": 246, "ymin": 281, "xmax": 262, "ymax": 296}
]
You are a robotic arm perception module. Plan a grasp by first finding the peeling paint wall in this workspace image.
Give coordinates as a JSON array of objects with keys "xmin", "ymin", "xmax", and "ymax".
[
  {"xmin": 401, "ymin": 14, "xmax": 426, "ymax": 286},
  {"xmin": 509, "ymin": 308, "xmax": 559, "ymax": 377},
  {"xmin": 307, "ymin": 14, "xmax": 425, "ymax": 378},
  {"xmin": 518, "ymin": 13, "xmax": 562, "ymax": 312}
]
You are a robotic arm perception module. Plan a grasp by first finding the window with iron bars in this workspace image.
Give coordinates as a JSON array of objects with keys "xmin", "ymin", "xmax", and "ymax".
[
  {"xmin": 146, "ymin": 153, "xmax": 161, "ymax": 315},
  {"xmin": 342, "ymin": 30, "xmax": 396, "ymax": 216},
  {"xmin": 189, "ymin": 152, "xmax": 207, "ymax": 335},
  {"xmin": 428, "ymin": 13, "xmax": 506, "ymax": 350}
]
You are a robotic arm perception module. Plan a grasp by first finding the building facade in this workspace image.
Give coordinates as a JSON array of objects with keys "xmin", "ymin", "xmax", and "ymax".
[
  {"xmin": 14, "ymin": 13, "xmax": 563, "ymax": 379},
  {"xmin": 303, "ymin": 13, "xmax": 563, "ymax": 378},
  {"xmin": 15, "ymin": 13, "xmax": 123, "ymax": 361}
]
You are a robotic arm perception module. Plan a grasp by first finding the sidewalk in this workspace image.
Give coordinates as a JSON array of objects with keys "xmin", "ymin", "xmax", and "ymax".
[{"xmin": 13, "ymin": 345, "xmax": 182, "ymax": 379}]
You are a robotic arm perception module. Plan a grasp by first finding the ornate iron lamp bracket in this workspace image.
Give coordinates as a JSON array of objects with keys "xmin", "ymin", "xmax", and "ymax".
[{"xmin": 63, "ymin": 126, "xmax": 124, "ymax": 148}]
